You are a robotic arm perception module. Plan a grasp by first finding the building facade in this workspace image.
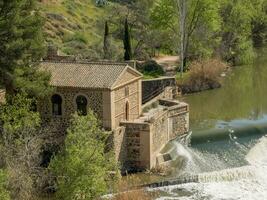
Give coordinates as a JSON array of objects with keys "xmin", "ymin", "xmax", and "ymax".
[
  {"xmin": 38, "ymin": 61, "xmax": 142, "ymax": 133},
  {"xmin": 38, "ymin": 60, "xmax": 189, "ymax": 171}
]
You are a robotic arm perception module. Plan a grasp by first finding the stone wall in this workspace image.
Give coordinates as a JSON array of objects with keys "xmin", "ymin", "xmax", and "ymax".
[
  {"xmin": 114, "ymin": 80, "xmax": 141, "ymax": 128},
  {"xmin": 119, "ymin": 122, "xmax": 151, "ymax": 170},
  {"xmin": 111, "ymin": 126, "xmax": 127, "ymax": 167},
  {"xmin": 38, "ymin": 87, "xmax": 105, "ymax": 134},
  {"xmin": 166, "ymin": 101, "xmax": 190, "ymax": 140},
  {"xmin": 142, "ymin": 77, "xmax": 176, "ymax": 104},
  {"xmin": 119, "ymin": 99, "xmax": 189, "ymax": 170},
  {"xmin": 142, "ymin": 86, "xmax": 174, "ymax": 109}
]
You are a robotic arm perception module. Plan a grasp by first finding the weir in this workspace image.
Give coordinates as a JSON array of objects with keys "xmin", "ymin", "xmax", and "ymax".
[{"xmin": 143, "ymin": 135, "xmax": 267, "ymax": 194}]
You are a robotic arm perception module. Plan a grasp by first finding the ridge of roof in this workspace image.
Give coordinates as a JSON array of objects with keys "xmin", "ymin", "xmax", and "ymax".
[
  {"xmin": 40, "ymin": 61, "xmax": 141, "ymax": 89},
  {"xmin": 41, "ymin": 60, "xmax": 131, "ymax": 67}
]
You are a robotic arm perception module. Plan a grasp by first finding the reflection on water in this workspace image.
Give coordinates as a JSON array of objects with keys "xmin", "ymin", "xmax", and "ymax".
[
  {"xmin": 180, "ymin": 48, "xmax": 267, "ymax": 134},
  {"xmin": 151, "ymin": 48, "xmax": 267, "ymax": 199}
]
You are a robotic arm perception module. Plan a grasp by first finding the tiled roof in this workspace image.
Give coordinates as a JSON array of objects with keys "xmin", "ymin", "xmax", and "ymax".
[{"xmin": 40, "ymin": 61, "xmax": 140, "ymax": 89}]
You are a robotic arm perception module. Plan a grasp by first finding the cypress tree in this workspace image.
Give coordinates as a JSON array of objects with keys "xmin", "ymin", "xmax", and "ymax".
[
  {"xmin": 0, "ymin": 0, "xmax": 50, "ymax": 97},
  {"xmin": 123, "ymin": 18, "xmax": 132, "ymax": 61},
  {"xmin": 103, "ymin": 21, "xmax": 111, "ymax": 59}
]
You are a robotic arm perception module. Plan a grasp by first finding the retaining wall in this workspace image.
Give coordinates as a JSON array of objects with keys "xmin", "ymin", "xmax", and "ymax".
[
  {"xmin": 142, "ymin": 77, "xmax": 176, "ymax": 104},
  {"xmin": 119, "ymin": 99, "xmax": 189, "ymax": 170}
]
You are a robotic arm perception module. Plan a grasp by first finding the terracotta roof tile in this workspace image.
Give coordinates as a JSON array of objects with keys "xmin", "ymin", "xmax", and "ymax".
[{"xmin": 40, "ymin": 61, "xmax": 130, "ymax": 89}]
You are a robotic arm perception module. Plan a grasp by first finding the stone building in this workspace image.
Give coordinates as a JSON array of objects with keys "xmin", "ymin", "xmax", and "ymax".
[
  {"xmin": 38, "ymin": 61, "xmax": 143, "ymax": 132},
  {"xmin": 38, "ymin": 60, "xmax": 189, "ymax": 171}
]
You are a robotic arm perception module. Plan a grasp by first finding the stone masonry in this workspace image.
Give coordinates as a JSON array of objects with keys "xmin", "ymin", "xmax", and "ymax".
[
  {"xmin": 37, "ymin": 57, "xmax": 189, "ymax": 172},
  {"xmin": 120, "ymin": 99, "xmax": 189, "ymax": 170}
]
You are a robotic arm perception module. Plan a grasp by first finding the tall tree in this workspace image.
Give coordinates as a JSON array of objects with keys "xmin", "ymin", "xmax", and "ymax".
[
  {"xmin": 103, "ymin": 21, "xmax": 111, "ymax": 59},
  {"xmin": 219, "ymin": 0, "xmax": 257, "ymax": 65},
  {"xmin": 151, "ymin": 0, "xmax": 221, "ymax": 67},
  {"xmin": 123, "ymin": 18, "xmax": 133, "ymax": 60},
  {"xmin": 0, "ymin": 0, "xmax": 50, "ymax": 97}
]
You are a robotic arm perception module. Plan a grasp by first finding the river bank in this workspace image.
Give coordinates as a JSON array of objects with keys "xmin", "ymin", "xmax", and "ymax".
[
  {"xmin": 110, "ymin": 47, "xmax": 267, "ymax": 199},
  {"xmin": 176, "ymin": 59, "xmax": 230, "ymax": 95}
]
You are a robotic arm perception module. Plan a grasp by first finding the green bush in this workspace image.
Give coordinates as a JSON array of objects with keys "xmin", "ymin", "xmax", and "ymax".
[
  {"xmin": 138, "ymin": 60, "xmax": 164, "ymax": 78},
  {"xmin": 50, "ymin": 112, "xmax": 118, "ymax": 200}
]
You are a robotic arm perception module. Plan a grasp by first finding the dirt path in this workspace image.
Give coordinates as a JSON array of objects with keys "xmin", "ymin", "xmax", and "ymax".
[{"xmin": 153, "ymin": 56, "xmax": 179, "ymax": 66}]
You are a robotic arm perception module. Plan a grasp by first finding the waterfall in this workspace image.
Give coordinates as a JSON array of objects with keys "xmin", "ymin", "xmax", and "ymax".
[
  {"xmin": 171, "ymin": 140, "xmax": 228, "ymax": 175},
  {"xmin": 198, "ymin": 166, "xmax": 255, "ymax": 183},
  {"xmin": 246, "ymin": 136, "xmax": 267, "ymax": 165},
  {"xmin": 148, "ymin": 135, "xmax": 267, "ymax": 200}
]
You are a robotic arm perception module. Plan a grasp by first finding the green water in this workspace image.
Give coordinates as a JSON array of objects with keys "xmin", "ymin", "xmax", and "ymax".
[
  {"xmin": 180, "ymin": 48, "xmax": 267, "ymax": 143},
  {"xmin": 149, "ymin": 48, "xmax": 267, "ymax": 199}
]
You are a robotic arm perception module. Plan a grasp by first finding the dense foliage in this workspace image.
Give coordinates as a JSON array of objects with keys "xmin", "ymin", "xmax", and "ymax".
[
  {"xmin": 50, "ymin": 113, "xmax": 118, "ymax": 200},
  {"xmin": 38, "ymin": 0, "xmax": 266, "ymax": 65},
  {"xmin": 0, "ymin": 0, "xmax": 51, "ymax": 97},
  {"xmin": 138, "ymin": 60, "xmax": 165, "ymax": 78},
  {"xmin": 0, "ymin": 94, "xmax": 45, "ymax": 200}
]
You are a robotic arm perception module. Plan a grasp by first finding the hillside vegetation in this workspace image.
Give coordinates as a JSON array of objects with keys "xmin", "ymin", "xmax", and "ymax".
[
  {"xmin": 38, "ymin": 0, "xmax": 267, "ymax": 66},
  {"xmin": 38, "ymin": 0, "xmax": 112, "ymax": 58}
]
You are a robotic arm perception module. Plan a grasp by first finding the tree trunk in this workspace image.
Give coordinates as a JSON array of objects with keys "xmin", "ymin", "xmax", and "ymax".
[
  {"xmin": 177, "ymin": 0, "xmax": 187, "ymax": 78},
  {"xmin": 2, "ymin": 72, "xmax": 15, "ymax": 97}
]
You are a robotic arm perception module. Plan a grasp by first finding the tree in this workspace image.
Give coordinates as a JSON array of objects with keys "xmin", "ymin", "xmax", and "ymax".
[
  {"xmin": 219, "ymin": 0, "xmax": 257, "ymax": 65},
  {"xmin": 0, "ymin": 0, "xmax": 50, "ymax": 97},
  {"xmin": 123, "ymin": 18, "xmax": 132, "ymax": 60},
  {"xmin": 106, "ymin": 0, "xmax": 155, "ymax": 59},
  {"xmin": 151, "ymin": 0, "xmax": 221, "ymax": 70},
  {"xmin": 176, "ymin": 0, "xmax": 187, "ymax": 77},
  {"xmin": 50, "ymin": 112, "xmax": 118, "ymax": 200},
  {"xmin": 103, "ymin": 21, "xmax": 111, "ymax": 60},
  {"xmin": 0, "ymin": 93, "xmax": 50, "ymax": 200}
]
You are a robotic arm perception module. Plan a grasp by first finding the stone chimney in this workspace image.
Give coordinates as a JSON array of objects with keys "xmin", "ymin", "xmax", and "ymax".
[{"xmin": 43, "ymin": 45, "xmax": 76, "ymax": 62}]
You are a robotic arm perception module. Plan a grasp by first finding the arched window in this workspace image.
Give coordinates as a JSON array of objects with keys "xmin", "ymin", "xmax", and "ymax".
[
  {"xmin": 125, "ymin": 102, "xmax": 129, "ymax": 121},
  {"xmin": 76, "ymin": 95, "xmax": 88, "ymax": 116},
  {"xmin": 51, "ymin": 94, "xmax": 62, "ymax": 116}
]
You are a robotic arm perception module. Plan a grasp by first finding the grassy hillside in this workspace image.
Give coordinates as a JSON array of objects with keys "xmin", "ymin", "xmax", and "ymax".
[{"xmin": 38, "ymin": 0, "xmax": 115, "ymax": 58}]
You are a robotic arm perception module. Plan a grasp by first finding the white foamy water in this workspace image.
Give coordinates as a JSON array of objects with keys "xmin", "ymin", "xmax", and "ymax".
[{"xmin": 150, "ymin": 136, "xmax": 267, "ymax": 200}]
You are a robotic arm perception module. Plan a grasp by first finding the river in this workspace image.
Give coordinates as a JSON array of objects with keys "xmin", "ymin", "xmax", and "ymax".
[{"xmin": 150, "ymin": 48, "xmax": 267, "ymax": 199}]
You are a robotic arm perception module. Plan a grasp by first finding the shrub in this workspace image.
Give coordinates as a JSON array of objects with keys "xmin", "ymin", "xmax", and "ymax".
[
  {"xmin": 0, "ymin": 93, "xmax": 50, "ymax": 200},
  {"xmin": 0, "ymin": 170, "xmax": 10, "ymax": 200},
  {"xmin": 178, "ymin": 59, "xmax": 228, "ymax": 94},
  {"xmin": 50, "ymin": 112, "xmax": 118, "ymax": 200},
  {"xmin": 138, "ymin": 60, "xmax": 164, "ymax": 78}
]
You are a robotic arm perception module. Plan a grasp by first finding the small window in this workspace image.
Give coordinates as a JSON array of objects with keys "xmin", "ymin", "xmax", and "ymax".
[
  {"xmin": 125, "ymin": 102, "xmax": 129, "ymax": 121},
  {"xmin": 125, "ymin": 86, "xmax": 129, "ymax": 97},
  {"xmin": 51, "ymin": 94, "xmax": 62, "ymax": 116},
  {"xmin": 76, "ymin": 95, "xmax": 87, "ymax": 116}
]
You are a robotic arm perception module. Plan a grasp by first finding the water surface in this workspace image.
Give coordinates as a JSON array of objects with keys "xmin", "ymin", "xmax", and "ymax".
[
  {"xmin": 152, "ymin": 48, "xmax": 267, "ymax": 199},
  {"xmin": 181, "ymin": 48, "xmax": 267, "ymax": 143}
]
